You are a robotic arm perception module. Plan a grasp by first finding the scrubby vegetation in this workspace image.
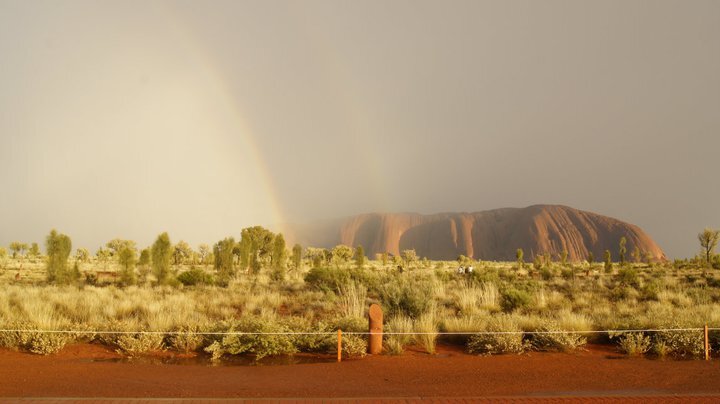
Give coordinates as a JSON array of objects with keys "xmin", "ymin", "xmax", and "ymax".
[{"xmin": 1, "ymin": 227, "xmax": 720, "ymax": 361}]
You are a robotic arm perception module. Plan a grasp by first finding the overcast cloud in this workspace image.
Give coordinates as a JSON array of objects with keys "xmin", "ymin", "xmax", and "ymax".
[{"xmin": 1, "ymin": 0, "xmax": 718, "ymax": 258}]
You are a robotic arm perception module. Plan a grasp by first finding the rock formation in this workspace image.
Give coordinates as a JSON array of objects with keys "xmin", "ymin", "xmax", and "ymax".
[{"xmin": 284, "ymin": 205, "xmax": 666, "ymax": 262}]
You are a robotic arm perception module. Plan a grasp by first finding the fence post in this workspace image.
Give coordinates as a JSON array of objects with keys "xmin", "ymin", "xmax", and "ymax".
[
  {"xmin": 368, "ymin": 303, "xmax": 383, "ymax": 355},
  {"xmin": 705, "ymin": 324, "xmax": 709, "ymax": 361},
  {"xmin": 337, "ymin": 329, "xmax": 342, "ymax": 362}
]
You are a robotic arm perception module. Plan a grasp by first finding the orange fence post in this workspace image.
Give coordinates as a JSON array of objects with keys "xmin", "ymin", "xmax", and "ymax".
[
  {"xmin": 705, "ymin": 324, "xmax": 710, "ymax": 361},
  {"xmin": 337, "ymin": 329, "xmax": 342, "ymax": 362}
]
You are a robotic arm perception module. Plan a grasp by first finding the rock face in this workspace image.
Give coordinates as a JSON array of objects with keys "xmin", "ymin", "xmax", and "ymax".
[{"xmin": 285, "ymin": 205, "xmax": 666, "ymax": 262}]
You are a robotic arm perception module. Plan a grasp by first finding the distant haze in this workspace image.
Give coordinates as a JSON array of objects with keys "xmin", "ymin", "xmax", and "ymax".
[{"xmin": 0, "ymin": 0, "xmax": 718, "ymax": 259}]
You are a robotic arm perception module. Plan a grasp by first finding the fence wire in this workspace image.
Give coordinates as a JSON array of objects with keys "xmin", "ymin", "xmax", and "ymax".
[{"xmin": 0, "ymin": 327, "xmax": 714, "ymax": 336}]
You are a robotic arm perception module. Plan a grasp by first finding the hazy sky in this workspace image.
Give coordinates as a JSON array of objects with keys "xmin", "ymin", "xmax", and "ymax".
[{"xmin": 1, "ymin": 0, "xmax": 718, "ymax": 258}]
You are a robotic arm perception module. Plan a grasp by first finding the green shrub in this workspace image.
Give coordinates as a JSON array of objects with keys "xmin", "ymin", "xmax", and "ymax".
[
  {"xmin": 467, "ymin": 316, "xmax": 528, "ymax": 355},
  {"xmin": 114, "ymin": 332, "xmax": 165, "ymax": 356},
  {"xmin": 204, "ymin": 317, "xmax": 299, "ymax": 361},
  {"xmin": 531, "ymin": 321, "xmax": 586, "ymax": 352},
  {"xmin": 618, "ymin": 268, "xmax": 639, "ymax": 287},
  {"xmin": 304, "ymin": 266, "xmax": 350, "ymax": 294},
  {"xmin": 653, "ymin": 328, "xmax": 705, "ymax": 358},
  {"xmin": 615, "ymin": 332, "xmax": 651, "ymax": 356},
  {"xmin": 501, "ymin": 288, "xmax": 531, "ymax": 312},
  {"xmin": 168, "ymin": 326, "xmax": 206, "ymax": 353},
  {"xmin": 177, "ymin": 268, "xmax": 214, "ymax": 286},
  {"xmin": 378, "ymin": 278, "xmax": 433, "ymax": 318}
]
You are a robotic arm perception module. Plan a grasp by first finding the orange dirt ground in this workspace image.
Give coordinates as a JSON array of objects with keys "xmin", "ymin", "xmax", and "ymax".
[{"xmin": 1, "ymin": 343, "xmax": 720, "ymax": 401}]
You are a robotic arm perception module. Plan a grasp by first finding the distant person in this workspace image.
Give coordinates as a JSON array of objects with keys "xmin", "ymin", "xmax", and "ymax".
[
  {"xmin": 457, "ymin": 266, "xmax": 465, "ymax": 274},
  {"xmin": 466, "ymin": 266, "xmax": 474, "ymax": 274}
]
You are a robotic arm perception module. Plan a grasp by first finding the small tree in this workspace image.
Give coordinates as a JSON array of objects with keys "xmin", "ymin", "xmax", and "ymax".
[
  {"xmin": 516, "ymin": 248, "xmax": 524, "ymax": 270},
  {"xmin": 172, "ymin": 240, "xmax": 193, "ymax": 265},
  {"xmin": 291, "ymin": 244, "xmax": 303, "ymax": 270},
  {"xmin": 46, "ymin": 229, "xmax": 75, "ymax": 284},
  {"xmin": 29, "ymin": 242, "xmax": 41, "ymax": 258},
  {"xmin": 270, "ymin": 233, "xmax": 287, "ymax": 269},
  {"xmin": 402, "ymin": 249, "xmax": 418, "ymax": 266},
  {"xmin": 106, "ymin": 239, "xmax": 136, "ymax": 258},
  {"xmin": 381, "ymin": 252, "xmax": 389, "ymax": 266},
  {"xmin": 354, "ymin": 245, "xmax": 365, "ymax": 267},
  {"xmin": 9, "ymin": 242, "xmax": 24, "ymax": 259},
  {"xmin": 138, "ymin": 248, "xmax": 151, "ymax": 283},
  {"xmin": 331, "ymin": 245, "xmax": 354, "ymax": 265},
  {"xmin": 587, "ymin": 251, "xmax": 595, "ymax": 267},
  {"xmin": 118, "ymin": 245, "xmax": 137, "ymax": 286},
  {"xmin": 198, "ymin": 244, "xmax": 211, "ymax": 265},
  {"xmin": 559, "ymin": 249, "xmax": 569, "ymax": 267},
  {"xmin": 604, "ymin": 250, "xmax": 613, "ymax": 273},
  {"xmin": 618, "ymin": 237, "xmax": 627, "ymax": 266},
  {"xmin": 151, "ymin": 232, "xmax": 172, "ymax": 285},
  {"xmin": 631, "ymin": 246, "xmax": 641, "ymax": 263},
  {"xmin": 75, "ymin": 248, "xmax": 90, "ymax": 263},
  {"xmin": 214, "ymin": 237, "xmax": 236, "ymax": 279},
  {"xmin": 698, "ymin": 228, "xmax": 720, "ymax": 268}
]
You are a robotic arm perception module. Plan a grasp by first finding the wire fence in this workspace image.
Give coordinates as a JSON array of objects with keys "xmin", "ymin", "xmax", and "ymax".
[{"xmin": 0, "ymin": 327, "xmax": 715, "ymax": 336}]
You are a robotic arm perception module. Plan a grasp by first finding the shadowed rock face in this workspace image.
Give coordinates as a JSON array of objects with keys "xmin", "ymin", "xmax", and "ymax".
[{"xmin": 285, "ymin": 205, "xmax": 666, "ymax": 262}]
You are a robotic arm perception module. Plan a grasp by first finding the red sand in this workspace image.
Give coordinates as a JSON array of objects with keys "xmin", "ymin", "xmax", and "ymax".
[{"xmin": 1, "ymin": 343, "xmax": 720, "ymax": 400}]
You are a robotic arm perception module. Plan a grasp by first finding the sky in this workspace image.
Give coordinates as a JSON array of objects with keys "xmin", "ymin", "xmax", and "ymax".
[{"xmin": 0, "ymin": 0, "xmax": 718, "ymax": 258}]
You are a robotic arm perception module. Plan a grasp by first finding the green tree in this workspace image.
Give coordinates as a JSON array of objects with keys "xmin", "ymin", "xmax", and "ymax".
[
  {"xmin": 214, "ymin": 237, "xmax": 236, "ymax": 279},
  {"xmin": 402, "ymin": 249, "xmax": 418, "ymax": 266},
  {"xmin": 198, "ymin": 244, "xmax": 211, "ymax": 265},
  {"xmin": 138, "ymin": 248, "xmax": 151, "ymax": 284},
  {"xmin": 631, "ymin": 246, "xmax": 641, "ymax": 263},
  {"xmin": 587, "ymin": 251, "xmax": 595, "ymax": 266},
  {"xmin": 106, "ymin": 239, "xmax": 135, "ymax": 257},
  {"xmin": 239, "ymin": 226, "xmax": 275, "ymax": 274},
  {"xmin": 138, "ymin": 248, "xmax": 151, "ymax": 266},
  {"xmin": 75, "ymin": 248, "xmax": 90, "ymax": 263},
  {"xmin": 305, "ymin": 247, "xmax": 327, "ymax": 268},
  {"xmin": 331, "ymin": 245, "xmax": 353, "ymax": 265},
  {"xmin": 618, "ymin": 237, "xmax": 627, "ymax": 266},
  {"xmin": 380, "ymin": 252, "xmax": 389, "ymax": 266},
  {"xmin": 699, "ymin": 228, "xmax": 720, "ymax": 268},
  {"xmin": 46, "ymin": 229, "xmax": 75, "ymax": 284},
  {"xmin": 29, "ymin": 242, "xmax": 41, "ymax": 257},
  {"xmin": 9, "ymin": 242, "xmax": 27, "ymax": 259},
  {"xmin": 354, "ymin": 245, "xmax": 365, "ymax": 267},
  {"xmin": 559, "ymin": 249, "xmax": 568, "ymax": 267},
  {"xmin": 151, "ymin": 232, "xmax": 172, "ymax": 285},
  {"xmin": 516, "ymin": 248, "xmax": 524, "ymax": 270},
  {"xmin": 172, "ymin": 240, "xmax": 193, "ymax": 265},
  {"xmin": 291, "ymin": 244, "xmax": 303, "ymax": 270},
  {"xmin": 0, "ymin": 247, "xmax": 6, "ymax": 259},
  {"xmin": 96, "ymin": 247, "xmax": 111, "ymax": 270},
  {"xmin": 604, "ymin": 250, "xmax": 613, "ymax": 273},
  {"xmin": 118, "ymin": 245, "xmax": 137, "ymax": 286},
  {"xmin": 270, "ymin": 233, "xmax": 287, "ymax": 269}
]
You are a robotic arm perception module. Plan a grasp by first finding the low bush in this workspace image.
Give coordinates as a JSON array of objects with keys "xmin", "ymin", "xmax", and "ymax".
[
  {"xmin": 204, "ymin": 317, "xmax": 298, "ymax": 361},
  {"xmin": 531, "ymin": 321, "xmax": 586, "ymax": 352},
  {"xmin": 114, "ymin": 332, "xmax": 165, "ymax": 356},
  {"xmin": 615, "ymin": 332, "xmax": 651, "ymax": 356},
  {"xmin": 652, "ymin": 327, "xmax": 705, "ymax": 358},
  {"xmin": 467, "ymin": 316, "xmax": 528, "ymax": 355},
  {"xmin": 304, "ymin": 266, "xmax": 350, "ymax": 294},
  {"xmin": 177, "ymin": 269, "xmax": 214, "ymax": 286},
  {"xmin": 501, "ymin": 288, "xmax": 531, "ymax": 312}
]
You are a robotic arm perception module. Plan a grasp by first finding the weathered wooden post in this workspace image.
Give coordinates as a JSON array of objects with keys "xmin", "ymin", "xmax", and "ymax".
[
  {"xmin": 705, "ymin": 324, "xmax": 710, "ymax": 361},
  {"xmin": 368, "ymin": 303, "xmax": 383, "ymax": 355}
]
